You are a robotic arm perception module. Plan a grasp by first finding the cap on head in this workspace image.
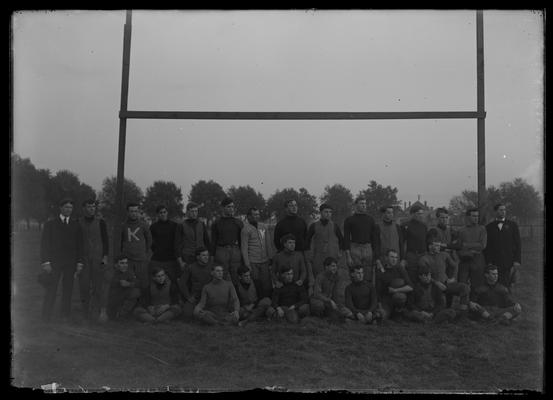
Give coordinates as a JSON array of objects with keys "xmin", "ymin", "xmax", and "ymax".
[
  {"xmin": 186, "ymin": 202, "xmax": 199, "ymax": 211},
  {"xmin": 410, "ymin": 204, "xmax": 423, "ymax": 214}
]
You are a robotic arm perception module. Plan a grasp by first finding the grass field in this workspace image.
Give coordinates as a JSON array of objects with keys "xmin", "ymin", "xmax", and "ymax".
[{"xmin": 10, "ymin": 230, "xmax": 544, "ymax": 393}]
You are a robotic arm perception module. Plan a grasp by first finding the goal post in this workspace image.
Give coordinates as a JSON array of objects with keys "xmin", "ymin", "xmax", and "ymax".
[{"xmin": 113, "ymin": 10, "xmax": 486, "ymax": 253}]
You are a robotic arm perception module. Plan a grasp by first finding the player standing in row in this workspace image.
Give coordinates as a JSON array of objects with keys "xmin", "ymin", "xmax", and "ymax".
[{"xmin": 343, "ymin": 197, "xmax": 380, "ymax": 284}]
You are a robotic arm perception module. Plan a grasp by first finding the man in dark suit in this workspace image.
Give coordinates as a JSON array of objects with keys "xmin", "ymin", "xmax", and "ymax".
[
  {"xmin": 484, "ymin": 203, "xmax": 521, "ymax": 290},
  {"xmin": 40, "ymin": 198, "xmax": 84, "ymax": 322}
]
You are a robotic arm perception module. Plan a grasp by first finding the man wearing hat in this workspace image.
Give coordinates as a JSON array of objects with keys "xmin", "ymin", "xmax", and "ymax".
[
  {"xmin": 39, "ymin": 198, "xmax": 84, "ymax": 322},
  {"xmin": 306, "ymin": 203, "xmax": 345, "ymax": 278},
  {"xmin": 210, "ymin": 197, "xmax": 244, "ymax": 285}
]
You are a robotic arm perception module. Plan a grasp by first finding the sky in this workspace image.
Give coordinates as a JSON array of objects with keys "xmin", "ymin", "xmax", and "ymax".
[{"xmin": 12, "ymin": 10, "xmax": 544, "ymax": 209}]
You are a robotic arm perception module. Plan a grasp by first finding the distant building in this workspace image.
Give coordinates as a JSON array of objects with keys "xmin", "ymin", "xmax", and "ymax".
[{"xmin": 398, "ymin": 196, "xmax": 434, "ymax": 226}]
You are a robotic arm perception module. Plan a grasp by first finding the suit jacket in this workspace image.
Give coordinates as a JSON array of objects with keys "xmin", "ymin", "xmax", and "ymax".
[
  {"xmin": 40, "ymin": 216, "xmax": 84, "ymax": 266},
  {"xmin": 484, "ymin": 219, "xmax": 521, "ymax": 268}
]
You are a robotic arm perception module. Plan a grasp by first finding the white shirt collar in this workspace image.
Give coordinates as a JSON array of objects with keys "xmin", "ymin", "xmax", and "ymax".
[{"xmin": 60, "ymin": 214, "xmax": 69, "ymax": 222}]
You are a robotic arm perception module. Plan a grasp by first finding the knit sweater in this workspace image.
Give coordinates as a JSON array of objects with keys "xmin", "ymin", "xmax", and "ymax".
[
  {"xmin": 108, "ymin": 269, "xmax": 137, "ymax": 291},
  {"xmin": 197, "ymin": 279, "xmax": 240, "ymax": 314},
  {"xmin": 344, "ymin": 280, "xmax": 377, "ymax": 314},
  {"xmin": 235, "ymin": 281, "xmax": 258, "ymax": 306},
  {"xmin": 343, "ymin": 213, "xmax": 379, "ymax": 253},
  {"xmin": 313, "ymin": 270, "xmax": 342, "ymax": 303},
  {"xmin": 139, "ymin": 278, "xmax": 180, "ymax": 307},
  {"xmin": 211, "ymin": 216, "xmax": 244, "ymax": 253},
  {"xmin": 376, "ymin": 220, "xmax": 403, "ymax": 259},
  {"xmin": 306, "ymin": 219, "xmax": 344, "ymax": 252},
  {"xmin": 274, "ymin": 214, "xmax": 308, "ymax": 251},
  {"xmin": 80, "ymin": 216, "xmax": 109, "ymax": 259},
  {"xmin": 401, "ymin": 219, "xmax": 428, "ymax": 254},
  {"xmin": 458, "ymin": 224, "xmax": 487, "ymax": 256},
  {"xmin": 375, "ymin": 265, "xmax": 412, "ymax": 300},
  {"xmin": 149, "ymin": 219, "xmax": 179, "ymax": 261},
  {"xmin": 241, "ymin": 221, "xmax": 271, "ymax": 265},
  {"xmin": 119, "ymin": 218, "xmax": 152, "ymax": 261},
  {"xmin": 176, "ymin": 218, "xmax": 211, "ymax": 260},
  {"xmin": 272, "ymin": 250, "xmax": 306, "ymax": 283},
  {"xmin": 407, "ymin": 282, "xmax": 445, "ymax": 313},
  {"xmin": 428, "ymin": 224, "xmax": 459, "ymax": 251},
  {"xmin": 178, "ymin": 261, "xmax": 213, "ymax": 301},
  {"xmin": 470, "ymin": 282, "xmax": 516, "ymax": 308},
  {"xmin": 418, "ymin": 252, "xmax": 458, "ymax": 283},
  {"xmin": 271, "ymin": 282, "xmax": 308, "ymax": 308}
]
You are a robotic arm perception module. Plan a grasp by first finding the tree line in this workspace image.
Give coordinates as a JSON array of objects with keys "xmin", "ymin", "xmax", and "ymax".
[{"xmin": 11, "ymin": 153, "xmax": 543, "ymax": 230}]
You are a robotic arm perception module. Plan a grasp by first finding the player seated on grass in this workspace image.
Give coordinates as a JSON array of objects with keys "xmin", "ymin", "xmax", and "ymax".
[
  {"xmin": 105, "ymin": 255, "xmax": 140, "ymax": 321},
  {"xmin": 418, "ymin": 237, "xmax": 470, "ymax": 313},
  {"xmin": 133, "ymin": 266, "xmax": 182, "ymax": 324},
  {"xmin": 344, "ymin": 265, "xmax": 381, "ymax": 324},
  {"xmin": 178, "ymin": 247, "xmax": 213, "ymax": 320},
  {"xmin": 310, "ymin": 257, "xmax": 352, "ymax": 321},
  {"xmin": 375, "ymin": 249, "xmax": 413, "ymax": 320},
  {"xmin": 404, "ymin": 264, "xmax": 458, "ymax": 324},
  {"xmin": 193, "ymin": 265, "xmax": 240, "ymax": 326},
  {"xmin": 468, "ymin": 264, "xmax": 522, "ymax": 325},
  {"xmin": 235, "ymin": 266, "xmax": 272, "ymax": 327},
  {"xmin": 266, "ymin": 266, "xmax": 310, "ymax": 323},
  {"xmin": 271, "ymin": 234, "xmax": 307, "ymax": 289}
]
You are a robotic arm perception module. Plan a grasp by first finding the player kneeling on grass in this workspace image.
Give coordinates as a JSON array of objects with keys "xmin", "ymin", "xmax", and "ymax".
[
  {"xmin": 105, "ymin": 255, "xmax": 140, "ymax": 321},
  {"xmin": 310, "ymin": 257, "xmax": 352, "ymax": 321},
  {"xmin": 419, "ymin": 238, "xmax": 470, "ymax": 314},
  {"xmin": 133, "ymin": 266, "xmax": 182, "ymax": 324},
  {"xmin": 235, "ymin": 266, "xmax": 272, "ymax": 327},
  {"xmin": 178, "ymin": 247, "xmax": 213, "ymax": 320},
  {"xmin": 194, "ymin": 265, "xmax": 240, "ymax": 326},
  {"xmin": 375, "ymin": 249, "xmax": 413, "ymax": 320},
  {"xmin": 468, "ymin": 264, "xmax": 522, "ymax": 325},
  {"xmin": 266, "ymin": 266, "xmax": 310, "ymax": 323},
  {"xmin": 344, "ymin": 265, "xmax": 381, "ymax": 324},
  {"xmin": 404, "ymin": 264, "xmax": 458, "ymax": 324}
]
